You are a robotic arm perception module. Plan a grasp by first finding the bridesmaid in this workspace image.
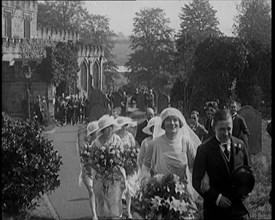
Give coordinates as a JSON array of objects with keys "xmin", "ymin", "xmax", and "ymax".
[
  {"xmin": 90, "ymin": 115, "xmax": 125, "ymax": 219},
  {"xmin": 116, "ymin": 116, "xmax": 138, "ymax": 219},
  {"xmin": 79, "ymin": 121, "xmax": 99, "ymax": 220}
]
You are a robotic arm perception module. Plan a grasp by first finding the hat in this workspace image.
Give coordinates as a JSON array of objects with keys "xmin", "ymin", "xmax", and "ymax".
[
  {"xmin": 230, "ymin": 165, "xmax": 255, "ymax": 197},
  {"xmin": 142, "ymin": 116, "xmax": 161, "ymax": 135},
  {"xmin": 87, "ymin": 121, "xmax": 99, "ymax": 136},
  {"xmin": 191, "ymin": 111, "xmax": 199, "ymax": 116},
  {"xmin": 160, "ymin": 107, "xmax": 184, "ymax": 129},
  {"xmin": 116, "ymin": 116, "xmax": 137, "ymax": 128},
  {"xmin": 204, "ymin": 101, "xmax": 218, "ymax": 110},
  {"xmin": 96, "ymin": 115, "xmax": 120, "ymax": 136}
]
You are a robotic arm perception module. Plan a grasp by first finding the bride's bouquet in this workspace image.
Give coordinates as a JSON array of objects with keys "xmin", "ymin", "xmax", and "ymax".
[
  {"xmin": 91, "ymin": 142, "xmax": 125, "ymax": 184},
  {"xmin": 122, "ymin": 144, "xmax": 139, "ymax": 176},
  {"xmin": 136, "ymin": 174, "xmax": 197, "ymax": 220}
]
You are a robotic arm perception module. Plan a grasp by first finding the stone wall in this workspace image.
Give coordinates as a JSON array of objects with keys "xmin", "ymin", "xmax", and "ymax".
[{"xmin": 2, "ymin": 1, "xmax": 38, "ymax": 39}]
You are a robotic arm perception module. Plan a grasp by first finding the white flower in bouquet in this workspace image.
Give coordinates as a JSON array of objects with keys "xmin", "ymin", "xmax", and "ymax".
[
  {"xmin": 173, "ymin": 174, "xmax": 180, "ymax": 183},
  {"xmin": 151, "ymin": 196, "xmax": 162, "ymax": 210},
  {"xmin": 155, "ymin": 174, "xmax": 164, "ymax": 182},
  {"xmin": 169, "ymin": 196, "xmax": 181, "ymax": 211},
  {"xmin": 175, "ymin": 182, "xmax": 186, "ymax": 195},
  {"xmin": 178, "ymin": 200, "xmax": 188, "ymax": 214}
]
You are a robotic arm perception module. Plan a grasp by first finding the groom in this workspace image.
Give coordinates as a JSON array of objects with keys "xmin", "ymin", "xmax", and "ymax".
[{"xmin": 192, "ymin": 109, "xmax": 251, "ymax": 220}]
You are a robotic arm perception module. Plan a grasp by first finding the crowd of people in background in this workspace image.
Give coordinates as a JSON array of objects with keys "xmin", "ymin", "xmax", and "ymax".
[
  {"xmin": 32, "ymin": 93, "xmax": 89, "ymax": 127},
  {"xmin": 53, "ymin": 93, "xmax": 89, "ymax": 126}
]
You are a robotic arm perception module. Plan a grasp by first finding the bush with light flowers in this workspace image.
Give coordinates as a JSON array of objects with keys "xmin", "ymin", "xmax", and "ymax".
[
  {"xmin": 91, "ymin": 141, "xmax": 125, "ymax": 193},
  {"xmin": 135, "ymin": 173, "xmax": 198, "ymax": 220}
]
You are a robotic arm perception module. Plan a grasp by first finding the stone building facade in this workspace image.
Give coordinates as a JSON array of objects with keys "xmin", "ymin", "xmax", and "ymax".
[{"xmin": 2, "ymin": 0, "xmax": 105, "ymax": 118}]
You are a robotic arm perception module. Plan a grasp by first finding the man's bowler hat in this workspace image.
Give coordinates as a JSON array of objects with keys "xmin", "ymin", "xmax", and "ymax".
[{"xmin": 230, "ymin": 165, "xmax": 255, "ymax": 197}]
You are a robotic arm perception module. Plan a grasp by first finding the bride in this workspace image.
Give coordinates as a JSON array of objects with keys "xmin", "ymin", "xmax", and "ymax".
[{"xmin": 140, "ymin": 107, "xmax": 205, "ymax": 212}]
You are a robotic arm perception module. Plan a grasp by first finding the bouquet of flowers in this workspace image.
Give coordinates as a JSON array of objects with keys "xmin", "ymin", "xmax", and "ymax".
[
  {"xmin": 123, "ymin": 143, "xmax": 139, "ymax": 176},
  {"xmin": 91, "ymin": 142, "xmax": 125, "ymax": 185},
  {"xmin": 80, "ymin": 143, "xmax": 93, "ymax": 173},
  {"xmin": 135, "ymin": 174, "xmax": 197, "ymax": 220}
]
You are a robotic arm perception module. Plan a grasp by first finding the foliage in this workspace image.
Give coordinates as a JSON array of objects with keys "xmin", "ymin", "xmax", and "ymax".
[
  {"xmin": 135, "ymin": 174, "xmax": 198, "ymax": 219},
  {"xmin": 37, "ymin": 1, "xmax": 87, "ymax": 31},
  {"xmin": 174, "ymin": 0, "xmax": 222, "ymax": 115},
  {"xmin": 2, "ymin": 117, "xmax": 62, "ymax": 216},
  {"xmin": 38, "ymin": 1, "xmax": 118, "ymax": 87},
  {"xmin": 126, "ymin": 8, "xmax": 176, "ymax": 92},
  {"xmin": 171, "ymin": 36, "xmax": 248, "ymax": 115},
  {"xmin": 20, "ymin": 39, "xmax": 56, "ymax": 60},
  {"xmin": 232, "ymin": 0, "xmax": 271, "ymax": 109},
  {"xmin": 50, "ymin": 42, "xmax": 80, "ymax": 95},
  {"xmin": 235, "ymin": 40, "xmax": 271, "ymax": 109},
  {"xmin": 233, "ymin": 0, "xmax": 271, "ymax": 47},
  {"xmin": 245, "ymin": 120, "xmax": 271, "ymax": 219}
]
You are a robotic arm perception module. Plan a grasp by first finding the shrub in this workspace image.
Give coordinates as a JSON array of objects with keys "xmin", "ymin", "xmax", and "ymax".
[{"xmin": 2, "ymin": 117, "xmax": 62, "ymax": 217}]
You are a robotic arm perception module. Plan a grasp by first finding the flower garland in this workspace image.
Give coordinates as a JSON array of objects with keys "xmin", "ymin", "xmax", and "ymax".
[{"xmin": 136, "ymin": 174, "xmax": 198, "ymax": 220}]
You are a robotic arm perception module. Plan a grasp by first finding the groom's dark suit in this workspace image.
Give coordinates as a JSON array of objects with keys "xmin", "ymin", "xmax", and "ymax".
[{"xmin": 192, "ymin": 136, "xmax": 251, "ymax": 220}]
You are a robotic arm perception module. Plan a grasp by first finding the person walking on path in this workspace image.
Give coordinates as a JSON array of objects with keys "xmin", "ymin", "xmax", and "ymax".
[
  {"xmin": 90, "ymin": 115, "xmax": 126, "ymax": 219},
  {"xmin": 79, "ymin": 121, "xmax": 99, "ymax": 220},
  {"xmin": 135, "ymin": 108, "xmax": 154, "ymax": 146},
  {"xmin": 137, "ymin": 116, "xmax": 161, "ymax": 171},
  {"xmin": 189, "ymin": 111, "xmax": 208, "ymax": 142},
  {"xmin": 192, "ymin": 109, "xmax": 252, "ymax": 220},
  {"xmin": 141, "ymin": 107, "xmax": 201, "ymax": 206},
  {"xmin": 116, "ymin": 116, "xmax": 138, "ymax": 219},
  {"xmin": 229, "ymin": 101, "xmax": 250, "ymax": 160}
]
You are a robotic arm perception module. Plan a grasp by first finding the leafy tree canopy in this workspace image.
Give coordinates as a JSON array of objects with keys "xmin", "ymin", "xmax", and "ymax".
[
  {"xmin": 176, "ymin": 0, "xmax": 222, "ymax": 76},
  {"xmin": 233, "ymin": 0, "xmax": 271, "ymax": 48},
  {"xmin": 171, "ymin": 36, "xmax": 248, "ymax": 114},
  {"xmin": 126, "ymin": 8, "xmax": 176, "ymax": 92},
  {"xmin": 50, "ymin": 42, "xmax": 80, "ymax": 96}
]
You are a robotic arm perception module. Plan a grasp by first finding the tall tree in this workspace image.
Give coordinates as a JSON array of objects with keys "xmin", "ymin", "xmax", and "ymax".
[
  {"xmin": 80, "ymin": 14, "xmax": 118, "ymax": 82},
  {"xmin": 174, "ymin": 0, "xmax": 222, "ymax": 115},
  {"xmin": 233, "ymin": 0, "xmax": 271, "ymax": 109},
  {"xmin": 37, "ymin": 1, "xmax": 87, "ymax": 31},
  {"xmin": 125, "ymin": 8, "xmax": 175, "ymax": 92},
  {"xmin": 233, "ymin": 0, "xmax": 271, "ymax": 47}
]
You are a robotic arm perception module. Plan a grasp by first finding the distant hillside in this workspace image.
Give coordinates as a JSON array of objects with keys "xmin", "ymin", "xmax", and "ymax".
[{"xmin": 112, "ymin": 39, "xmax": 132, "ymax": 66}]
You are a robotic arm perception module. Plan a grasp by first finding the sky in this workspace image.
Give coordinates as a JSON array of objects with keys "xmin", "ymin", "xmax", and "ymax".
[{"xmin": 84, "ymin": 0, "xmax": 242, "ymax": 37}]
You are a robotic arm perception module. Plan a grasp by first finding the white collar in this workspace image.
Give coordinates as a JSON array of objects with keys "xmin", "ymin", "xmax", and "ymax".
[{"xmin": 215, "ymin": 135, "xmax": 231, "ymax": 146}]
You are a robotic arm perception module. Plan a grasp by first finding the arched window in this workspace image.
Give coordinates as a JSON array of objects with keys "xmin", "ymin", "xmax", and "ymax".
[
  {"xmin": 93, "ymin": 62, "xmax": 100, "ymax": 89},
  {"xmin": 81, "ymin": 62, "xmax": 87, "ymax": 91}
]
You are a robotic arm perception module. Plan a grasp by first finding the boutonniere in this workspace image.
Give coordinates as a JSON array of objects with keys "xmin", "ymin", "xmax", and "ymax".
[{"xmin": 234, "ymin": 143, "xmax": 242, "ymax": 153}]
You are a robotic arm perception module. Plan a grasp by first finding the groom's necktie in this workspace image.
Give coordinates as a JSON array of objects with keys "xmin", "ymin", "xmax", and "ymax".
[{"xmin": 222, "ymin": 143, "xmax": 230, "ymax": 161}]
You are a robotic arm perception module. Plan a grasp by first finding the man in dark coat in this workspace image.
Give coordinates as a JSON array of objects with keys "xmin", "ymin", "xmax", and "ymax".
[
  {"xmin": 193, "ymin": 109, "xmax": 251, "ymax": 220},
  {"xmin": 135, "ymin": 108, "xmax": 154, "ymax": 146},
  {"xmin": 204, "ymin": 101, "xmax": 218, "ymax": 140},
  {"xmin": 189, "ymin": 111, "xmax": 208, "ymax": 142},
  {"xmin": 229, "ymin": 101, "xmax": 250, "ymax": 157}
]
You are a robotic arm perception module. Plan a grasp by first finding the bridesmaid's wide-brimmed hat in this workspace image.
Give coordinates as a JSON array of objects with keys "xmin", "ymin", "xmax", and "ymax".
[
  {"xmin": 160, "ymin": 107, "xmax": 185, "ymax": 129},
  {"xmin": 142, "ymin": 116, "xmax": 162, "ymax": 135},
  {"xmin": 96, "ymin": 115, "xmax": 120, "ymax": 136},
  {"xmin": 87, "ymin": 121, "xmax": 99, "ymax": 136},
  {"xmin": 116, "ymin": 116, "xmax": 137, "ymax": 128}
]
